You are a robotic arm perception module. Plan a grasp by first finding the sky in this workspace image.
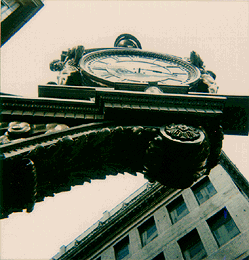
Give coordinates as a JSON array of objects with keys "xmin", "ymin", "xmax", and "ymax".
[{"xmin": 1, "ymin": 1, "xmax": 249, "ymax": 259}]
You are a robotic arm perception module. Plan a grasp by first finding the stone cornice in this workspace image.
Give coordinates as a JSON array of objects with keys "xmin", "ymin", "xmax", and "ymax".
[
  {"xmin": 2, "ymin": 92, "xmax": 248, "ymax": 136},
  {"xmin": 219, "ymin": 151, "xmax": 249, "ymax": 199},
  {"xmin": 1, "ymin": 95, "xmax": 101, "ymax": 118},
  {"xmin": 98, "ymin": 89, "xmax": 226, "ymax": 110}
]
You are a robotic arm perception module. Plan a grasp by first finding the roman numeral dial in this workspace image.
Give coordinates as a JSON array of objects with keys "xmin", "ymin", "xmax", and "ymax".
[{"xmin": 79, "ymin": 49, "xmax": 201, "ymax": 86}]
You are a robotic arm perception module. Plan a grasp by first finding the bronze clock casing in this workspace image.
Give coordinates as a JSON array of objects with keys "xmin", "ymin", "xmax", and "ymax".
[{"xmin": 79, "ymin": 48, "xmax": 201, "ymax": 88}]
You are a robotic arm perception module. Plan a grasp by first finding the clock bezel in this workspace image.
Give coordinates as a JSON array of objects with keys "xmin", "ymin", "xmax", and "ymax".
[{"xmin": 79, "ymin": 48, "xmax": 201, "ymax": 88}]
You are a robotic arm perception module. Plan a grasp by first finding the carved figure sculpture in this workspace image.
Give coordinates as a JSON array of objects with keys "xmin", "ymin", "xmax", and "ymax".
[
  {"xmin": 189, "ymin": 50, "xmax": 219, "ymax": 93},
  {"xmin": 49, "ymin": 45, "xmax": 85, "ymax": 85}
]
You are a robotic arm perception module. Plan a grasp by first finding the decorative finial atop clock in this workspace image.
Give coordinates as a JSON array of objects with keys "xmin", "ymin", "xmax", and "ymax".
[{"xmin": 114, "ymin": 33, "xmax": 142, "ymax": 49}]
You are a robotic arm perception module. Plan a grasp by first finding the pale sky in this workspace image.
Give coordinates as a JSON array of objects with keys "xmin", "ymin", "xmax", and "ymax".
[{"xmin": 1, "ymin": 1, "xmax": 248, "ymax": 259}]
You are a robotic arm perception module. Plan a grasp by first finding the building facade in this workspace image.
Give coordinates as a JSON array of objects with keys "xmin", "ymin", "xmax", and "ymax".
[
  {"xmin": 1, "ymin": 0, "xmax": 44, "ymax": 46},
  {"xmin": 52, "ymin": 151, "xmax": 249, "ymax": 260}
]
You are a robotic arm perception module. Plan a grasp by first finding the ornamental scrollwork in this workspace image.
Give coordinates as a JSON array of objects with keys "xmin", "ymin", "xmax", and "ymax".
[
  {"xmin": 164, "ymin": 124, "xmax": 202, "ymax": 142},
  {"xmin": 0, "ymin": 122, "xmax": 223, "ymax": 218},
  {"xmin": 144, "ymin": 124, "xmax": 211, "ymax": 189},
  {"xmin": 0, "ymin": 121, "xmax": 69, "ymax": 145}
]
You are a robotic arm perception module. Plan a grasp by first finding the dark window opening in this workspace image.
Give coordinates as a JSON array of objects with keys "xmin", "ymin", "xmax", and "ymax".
[
  {"xmin": 207, "ymin": 207, "xmax": 240, "ymax": 247},
  {"xmin": 114, "ymin": 236, "xmax": 130, "ymax": 260},
  {"xmin": 167, "ymin": 195, "xmax": 189, "ymax": 224},
  {"xmin": 152, "ymin": 252, "xmax": 166, "ymax": 260},
  {"xmin": 138, "ymin": 216, "xmax": 158, "ymax": 247},
  {"xmin": 178, "ymin": 229, "xmax": 207, "ymax": 260},
  {"xmin": 192, "ymin": 177, "xmax": 217, "ymax": 205}
]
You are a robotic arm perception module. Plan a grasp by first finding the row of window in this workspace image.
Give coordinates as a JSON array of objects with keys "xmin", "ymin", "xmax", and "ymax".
[
  {"xmin": 180, "ymin": 207, "xmax": 240, "ymax": 260},
  {"xmin": 112, "ymin": 207, "xmax": 240, "ymax": 260},
  {"xmin": 168, "ymin": 177, "xmax": 217, "ymax": 224},
  {"xmin": 96, "ymin": 178, "xmax": 240, "ymax": 260}
]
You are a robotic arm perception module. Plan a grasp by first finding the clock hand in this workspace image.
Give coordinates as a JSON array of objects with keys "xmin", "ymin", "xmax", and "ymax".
[
  {"xmin": 107, "ymin": 66, "xmax": 136, "ymax": 74},
  {"xmin": 140, "ymin": 68, "xmax": 184, "ymax": 77}
]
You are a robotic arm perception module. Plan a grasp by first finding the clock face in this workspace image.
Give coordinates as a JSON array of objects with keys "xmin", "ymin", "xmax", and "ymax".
[{"xmin": 79, "ymin": 48, "xmax": 200, "ymax": 86}]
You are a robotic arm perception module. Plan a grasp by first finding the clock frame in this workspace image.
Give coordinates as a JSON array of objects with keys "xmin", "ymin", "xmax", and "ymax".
[{"xmin": 79, "ymin": 48, "xmax": 201, "ymax": 89}]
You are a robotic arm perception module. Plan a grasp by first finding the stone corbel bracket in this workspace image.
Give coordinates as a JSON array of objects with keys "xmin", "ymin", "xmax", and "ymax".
[{"xmin": 0, "ymin": 121, "xmax": 223, "ymax": 219}]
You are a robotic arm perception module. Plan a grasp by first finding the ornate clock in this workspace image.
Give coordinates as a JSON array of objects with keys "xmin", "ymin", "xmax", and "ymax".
[
  {"xmin": 49, "ymin": 33, "xmax": 218, "ymax": 93},
  {"xmin": 79, "ymin": 48, "xmax": 201, "ymax": 88}
]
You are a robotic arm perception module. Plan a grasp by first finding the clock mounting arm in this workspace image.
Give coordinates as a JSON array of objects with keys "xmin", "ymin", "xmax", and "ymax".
[
  {"xmin": 3, "ymin": 33, "xmax": 248, "ymax": 219},
  {"xmin": 0, "ymin": 120, "xmax": 223, "ymax": 219}
]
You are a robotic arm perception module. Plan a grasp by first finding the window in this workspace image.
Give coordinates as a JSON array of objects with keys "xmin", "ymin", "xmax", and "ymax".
[
  {"xmin": 152, "ymin": 252, "xmax": 166, "ymax": 260},
  {"xmin": 192, "ymin": 177, "xmax": 217, "ymax": 205},
  {"xmin": 207, "ymin": 208, "xmax": 240, "ymax": 247},
  {"xmin": 138, "ymin": 216, "xmax": 158, "ymax": 247},
  {"xmin": 167, "ymin": 195, "xmax": 189, "ymax": 224},
  {"xmin": 1, "ymin": 0, "xmax": 20, "ymax": 21},
  {"xmin": 114, "ymin": 236, "xmax": 130, "ymax": 260},
  {"xmin": 178, "ymin": 229, "xmax": 207, "ymax": 260}
]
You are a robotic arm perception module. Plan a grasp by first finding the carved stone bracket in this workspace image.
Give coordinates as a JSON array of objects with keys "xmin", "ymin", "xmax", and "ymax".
[{"xmin": 0, "ymin": 122, "xmax": 223, "ymax": 219}]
